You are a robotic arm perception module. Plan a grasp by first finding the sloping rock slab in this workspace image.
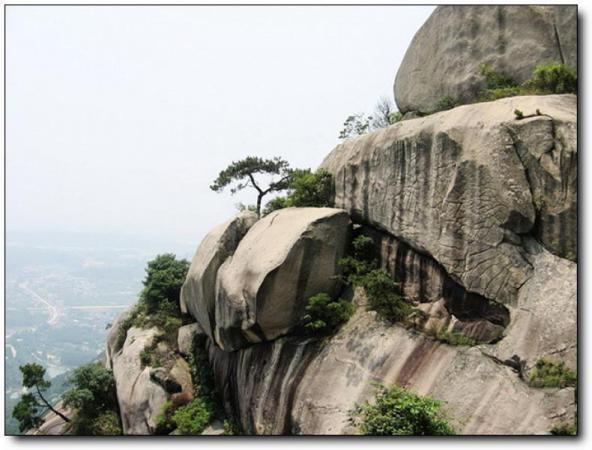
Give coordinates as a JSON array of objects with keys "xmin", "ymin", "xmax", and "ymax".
[
  {"xmin": 208, "ymin": 294, "xmax": 575, "ymax": 435},
  {"xmin": 321, "ymin": 95, "xmax": 576, "ymax": 304}
]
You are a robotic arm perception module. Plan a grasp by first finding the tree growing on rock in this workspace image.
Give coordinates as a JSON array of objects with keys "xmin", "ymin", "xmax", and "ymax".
[
  {"xmin": 210, "ymin": 156, "xmax": 292, "ymax": 217},
  {"xmin": 13, "ymin": 363, "xmax": 71, "ymax": 432},
  {"xmin": 62, "ymin": 362, "xmax": 122, "ymax": 435},
  {"xmin": 339, "ymin": 97, "xmax": 402, "ymax": 140}
]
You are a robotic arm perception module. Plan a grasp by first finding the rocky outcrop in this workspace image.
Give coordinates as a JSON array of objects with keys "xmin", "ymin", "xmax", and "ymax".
[
  {"xmin": 361, "ymin": 226, "xmax": 509, "ymax": 343},
  {"xmin": 394, "ymin": 5, "xmax": 577, "ymax": 114},
  {"xmin": 181, "ymin": 211, "xmax": 258, "ymax": 341},
  {"xmin": 110, "ymin": 327, "xmax": 168, "ymax": 435},
  {"xmin": 208, "ymin": 288, "xmax": 576, "ymax": 435},
  {"xmin": 321, "ymin": 95, "xmax": 577, "ymax": 304},
  {"xmin": 177, "ymin": 322, "xmax": 203, "ymax": 356},
  {"xmin": 214, "ymin": 207, "xmax": 350, "ymax": 351}
]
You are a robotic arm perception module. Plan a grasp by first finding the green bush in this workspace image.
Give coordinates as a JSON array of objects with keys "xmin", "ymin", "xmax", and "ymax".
[
  {"xmin": 478, "ymin": 62, "xmax": 577, "ymax": 102},
  {"xmin": 388, "ymin": 111, "xmax": 403, "ymax": 124},
  {"xmin": 480, "ymin": 63, "xmax": 516, "ymax": 90},
  {"xmin": 302, "ymin": 293, "xmax": 354, "ymax": 333},
  {"xmin": 155, "ymin": 400, "xmax": 176, "ymax": 435},
  {"xmin": 525, "ymin": 62, "xmax": 577, "ymax": 94},
  {"xmin": 172, "ymin": 398, "xmax": 212, "ymax": 435},
  {"xmin": 114, "ymin": 254, "xmax": 189, "ymax": 353},
  {"xmin": 62, "ymin": 363, "xmax": 122, "ymax": 435},
  {"xmin": 140, "ymin": 253, "xmax": 190, "ymax": 314},
  {"xmin": 434, "ymin": 96, "xmax": 458, "ymax": 112},
  {"xmin": 357, "ymin": 269, "xmax": 416, "ymax": 323},
  {"xmin": 352, "ymin": 384, "xmax": 455, "ymax": 435},
  {"xmin": 435, "ymin": 329, "xmax": 476, "ymax": 346},
  {"xmin": 264, "ymin": 169, "xmax": 332, "ymax": 214},
  {"xmin": 85, "ymin": 411, "xmax": 122, "ymax": 436},
  {"xmin": 338, "ymin": 234, "xmax": 419, "ymax": 324},
  {"xmin": 529, "ymin": 359, "xmax": 576, "ymax": 388},
  {"xmin": 550, "ymin": 422, "xmax": 577, "ymax": 436}
]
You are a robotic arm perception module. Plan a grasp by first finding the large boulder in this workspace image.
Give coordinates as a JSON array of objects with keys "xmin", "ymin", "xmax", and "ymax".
[
  {"xmin": 394, "ymin": 5, "xmax": 577, "ymax": 114},
  {"xmin": 180, "ymin": 211, "xmax": 258, "ymax": 341},
  {"xmin": 321, "ymin": 94, "xmax": 576, "ymax": 305},
  {"xmin": 111, "ymin": 327, "xmax": 168, "ymax": 435},
  {"xmin": 214, "ymin": 207, "xmax": 350, "ymax": 351}
]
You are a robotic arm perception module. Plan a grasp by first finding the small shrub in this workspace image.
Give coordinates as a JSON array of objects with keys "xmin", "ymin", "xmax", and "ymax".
[
  {"xmin": 479, "ymin": 86, "xmax": 523, "ymax": 101},
  {"xmin": 87, "ymin": 411, "xmax": 122, "ymax": 436},
  {"xmin": 172, "ymin": 398, "xmax": 212, "ymax": 435},
  {"xmin": 139, "ymin": 348, "xmax": 152, "ymax": 367},
  {"xmin": 264, "ymin": 169, "xmax": 332, "ymax": 214},
  {"xmin": 550, "ymin": 422, "xmax": 577, "ymax": 435},
  {"xmin": 302, "ymin": 293, "xmax": 354, "ymax": 334},
  {"xmin": 155, "ymin": 401, "xmax": 176, "ymax": 435},
  {"xmin": 529, "ymin": 359, "xmax": 576, "ymax": 388},
  {"xmin": 435, "ymin": 96, "xmax": 457, "ymax": 112},
  {"xmin": 351, "ymin": 384, "xmax": 455, "ymax": 435},
  {"xmin": 480, "ymin": 63, "xmax": 516, "ymax": 90},
  {"xmin": 514, "ymin": 109, "xmax": 524, "ymax": 120},
  {"xmin": 223, "ymin": 418, "xmax": 242, "ymax": 436},
  {"xmin": 338, "ymin": 234, "xmax": 418, "ymax": 324},
  {"xmin": 478, "ymin": 62, "xmax": 577, "ymax": 103},
  {"xmin": 388, "ymin": 112, "xmax": 403, "ymax": 124},
  {"xmin": 435, "ymin": 329, "xmax": 476, "ymax": 346},
  {"xmin": 525, "ymin": 62, "xmax": 577, "ymax": 94},
  {"xmin": 357, "ymin": 269, "xmax": 415, "ymax": 323}
]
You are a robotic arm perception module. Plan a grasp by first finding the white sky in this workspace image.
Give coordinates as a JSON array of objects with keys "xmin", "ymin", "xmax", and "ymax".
[{"xmin": 6, "ymin": 5, "xmax": 434, "ymax": 244}]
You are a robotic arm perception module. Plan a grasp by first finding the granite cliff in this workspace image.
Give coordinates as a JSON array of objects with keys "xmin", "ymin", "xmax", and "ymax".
[{"xmin": 104, "ymin": 5, "xmax": 577, "ymax": 436}]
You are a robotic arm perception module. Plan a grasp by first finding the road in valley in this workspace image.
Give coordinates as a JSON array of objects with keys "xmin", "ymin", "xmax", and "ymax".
[{"xmin": 18, "ymin": 282, "xmax": 59, "ymax": 326}]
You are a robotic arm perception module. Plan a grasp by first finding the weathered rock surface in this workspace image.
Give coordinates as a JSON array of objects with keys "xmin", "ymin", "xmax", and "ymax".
[
  {"xmin": 180, "ymin": 211, "xmax": 258, "ymax": 341},
  {"xmin": 110, "ymin": 327, "xmax": 168, "ymax": 435},
  {"xmin": 105, "ymin": 306, "xmax": 132, "ymax": 370},
  {"xmin": 214, "ymin": 207, "xmax": 350, "ymax": 351},
  {"xmin": 394, "ymin": 5, "xmax": 577, "ymax": 114},
  {"xmin": 208, "ymin": 289, "xmax": 576, "ymax": 435},
  {"xmin": 177, "ymin": 322, "xmax": 204, "ymax": 356},
  {"xmin": 484, "ymin": 238, "xmax": 577, "ymax": 371},
  {"xmin": 321, "ymin": 95, "xmax": 577, "ymax": 304},
  {"xmin": 361, "ymin": 226, "xmax": 509, "ymax": 343}
]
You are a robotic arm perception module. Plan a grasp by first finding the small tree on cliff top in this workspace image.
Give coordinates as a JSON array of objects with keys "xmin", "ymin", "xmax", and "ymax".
[
  {"xmin": 13, "ymin": 363, "xmax": 71, "ymax": 432},
  {"xmin": 210, "ymin": 156, "xmax": 292, "ymax": 217}
]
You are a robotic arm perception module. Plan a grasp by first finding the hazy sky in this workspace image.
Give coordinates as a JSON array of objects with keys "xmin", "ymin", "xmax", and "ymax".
[{"xmin": 6, "ymin": 5, "xmax": 434, "ymax": 245}]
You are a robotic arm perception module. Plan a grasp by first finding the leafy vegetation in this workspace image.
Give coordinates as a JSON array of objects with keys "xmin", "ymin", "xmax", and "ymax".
[
  {"xmin": 339, "ymin": 234, "xmax": 421, "ymax": 324},
  {"xmin": 423, "ymin": 62, "xmax": 576, "ymax": 114},
  {"xmin": 114, "ymin": 254, "xmax": 189, "ymax": 352},
  {"xmin": 434, "ymin": 329, "xmax": 476, "ymax": 347},
  {"xmin": 210, "ymin": 156, "xmax": 292, "ymax": 217},
  {"xmin": 172, "ymin": 398, "xmax": 212, "ymax": 435},
  {"xmin": 529, "ymin": 358, "xmax": 577, "ymax": 389},
  {"xmin": 351, "ymin": 384, "xmax": 455, "ymax": 435},
  {"xmin": 12, "ymin": 363, "xmax": 71, "ymax": 432},
  {"xmin": 156, "ymin": 333, "xmax": 233, "ymax": 435},
  {"xmin": 550, "ymin": 422, "xmax": 577, "ymax": 436},
  {"xmin": 478, "ymin": 62, "xmax": 577, "ymax": 102},
  {"xmin": 434, "ymin": 96, "xmax": 458, "ymax": 112},
  {"xmin": 338, "ymin": 97, "xmax": 403, "ymax": 140},
  {"xmin": 302, "ymin": 292, "xmax": 354, "ymax": 334},
  {"xmin": 61, "ymin": 362, "xmax": 121, "ymax": 435},
  {"xmin": 264, "ymin": 169, "xmax": 333, "ymax": 215},
  {"xmin": 524, "ymin": 62, "xmax": 577, "ymax": 94}
]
